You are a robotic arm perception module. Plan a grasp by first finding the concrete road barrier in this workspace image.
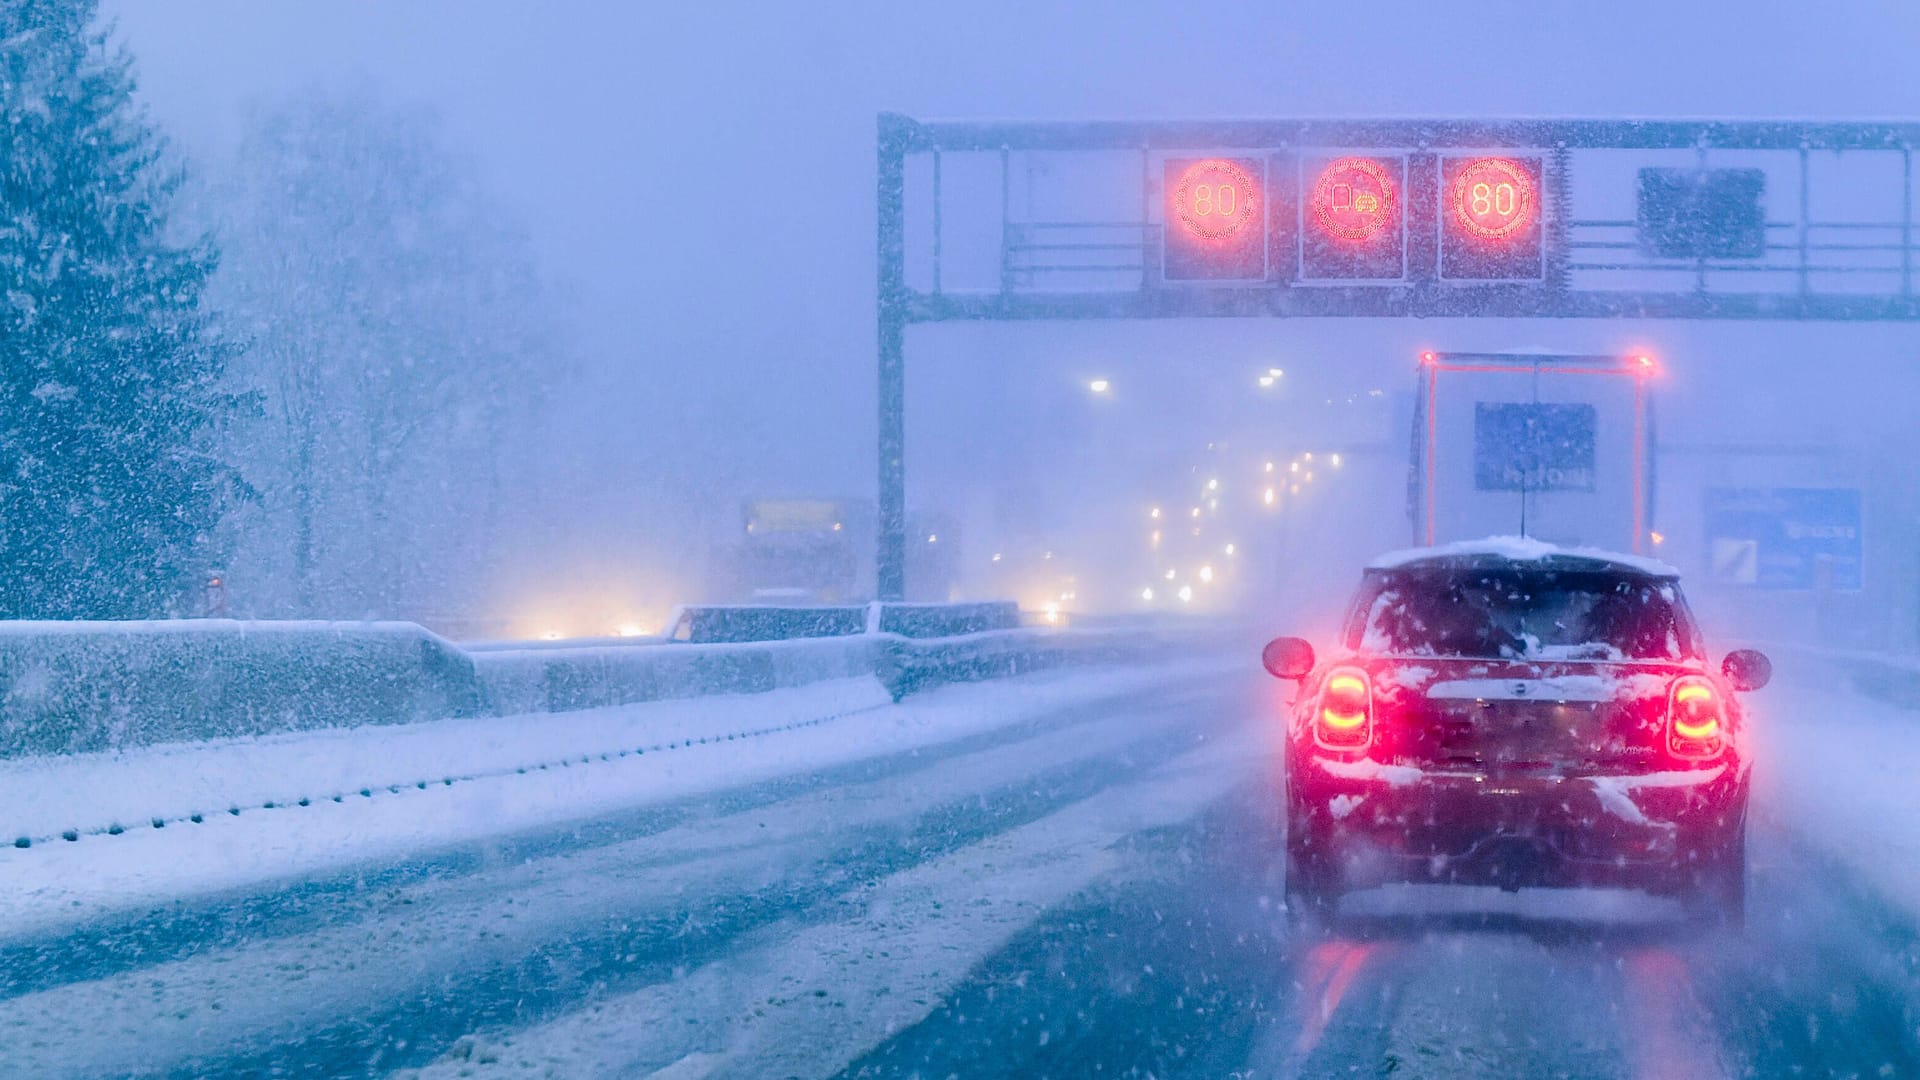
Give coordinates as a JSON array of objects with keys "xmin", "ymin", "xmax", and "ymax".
[{"xmin": 0, "ymin": 603, "xmax": 1223, "ymax": 758}]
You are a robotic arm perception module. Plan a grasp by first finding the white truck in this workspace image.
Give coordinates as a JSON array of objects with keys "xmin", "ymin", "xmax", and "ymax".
[{"xmin": 1410, "ymin": 350, "xmax": 1657, "ymax": 555}]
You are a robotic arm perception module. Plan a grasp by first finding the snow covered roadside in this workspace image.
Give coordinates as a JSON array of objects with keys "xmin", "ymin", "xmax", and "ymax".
[
  {"xmin": 0, "ymin": 678, "xmax": 891, "ymax": 846},
  {"xmin": 1750, "ymin": 666, "xmax": 1920, "ymax": 923},
  {"xmin": 0, "ymin": 659, "xmax": 1240, "ymax": 940}
]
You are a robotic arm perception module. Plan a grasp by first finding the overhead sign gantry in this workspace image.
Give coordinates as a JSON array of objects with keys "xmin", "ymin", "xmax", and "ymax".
[{"xmin": 874, "ymin": 114, "xmax": 1920, "ymax": 598}]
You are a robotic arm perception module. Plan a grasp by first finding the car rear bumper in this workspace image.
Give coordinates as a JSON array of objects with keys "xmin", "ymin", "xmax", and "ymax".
[{"xmin": 1287, "ymin": 756, "xmax": 1747, "ymax": 894}]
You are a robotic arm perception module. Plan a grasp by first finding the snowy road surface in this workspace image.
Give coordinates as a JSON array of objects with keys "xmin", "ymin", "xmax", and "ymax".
[{"xmin": 1, "ymin": 656, "xmax": 1918, "ymax": 1078}]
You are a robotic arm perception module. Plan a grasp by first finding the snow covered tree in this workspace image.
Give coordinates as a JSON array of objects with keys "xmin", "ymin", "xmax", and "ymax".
[
  {"xmin": 0, "ymin": 0, "xmax": 236, "ymax": 618},
  {"xmin": 211, "ymin": 90, "xmax": 561, "ymax": 621}
]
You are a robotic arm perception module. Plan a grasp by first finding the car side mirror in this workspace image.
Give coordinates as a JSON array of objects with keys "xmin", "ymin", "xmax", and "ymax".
[
  {"xmin": 1722, "ymin": 649, "xmax": 1772, "ymax": 692},
  {"xmin": 1262, "ymin": 637, "xmax": 1315, "ymax": 680}
]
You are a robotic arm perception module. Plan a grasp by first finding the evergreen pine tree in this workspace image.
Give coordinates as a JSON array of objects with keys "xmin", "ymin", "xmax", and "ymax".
[{"xmin": 0, "ymin": 0, "xmax": 234, "ymax": 617}]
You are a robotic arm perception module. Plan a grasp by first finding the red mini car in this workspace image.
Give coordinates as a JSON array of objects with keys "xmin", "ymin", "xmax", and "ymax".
[{"xmin": 1264, "ymin": 539, "xmax": 1770, "ymax": 926}]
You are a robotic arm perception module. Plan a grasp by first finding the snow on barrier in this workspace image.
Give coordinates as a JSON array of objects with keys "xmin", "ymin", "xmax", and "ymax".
[
  {"xmin": 664, "ymin": 605, "xmax": 868, "ymax": 643},
  {"xmin": 473, "ymin": 635, "xmax": 878, "ymax": 715},
  {"xmin": 660, "ymin": 601, "xmax": 1021, "ymax": 644},
  {"xmin": 871, "ymin": 601, "xmax": 1021, "ymax": 638},
  {"xmin": 0, "ymin": 621, "xmax": 482, "ymax": 759},
  {"xmin": 476, "ymin": 625, "xmax": 1168, "ymax": 714},
  {"xmin": 0, "ymin": 605, "xmax": 1206, "ymax": 759},
  {"xmin": 875, "ymin": 626, "xmax": 1148, "ymax": 700}
]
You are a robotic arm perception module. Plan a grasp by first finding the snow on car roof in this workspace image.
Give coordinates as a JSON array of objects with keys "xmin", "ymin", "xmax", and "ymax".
[{"xmin": 1365, "ymin": 535, "xmax": 1680, "ymax": 578}]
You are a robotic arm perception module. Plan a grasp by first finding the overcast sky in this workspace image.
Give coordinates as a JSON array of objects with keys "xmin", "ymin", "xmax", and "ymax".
[{"xmin": 102, "ymin": 0, "xmax": 1920, "ymax": 588}]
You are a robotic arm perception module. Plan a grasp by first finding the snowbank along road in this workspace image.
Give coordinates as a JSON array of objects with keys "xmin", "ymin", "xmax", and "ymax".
[{"xmin": 0, "ymin": 654, "xmax": 1916, "ymax": 1078}]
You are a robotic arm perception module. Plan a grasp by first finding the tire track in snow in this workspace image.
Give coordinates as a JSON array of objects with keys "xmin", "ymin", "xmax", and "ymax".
[
  {"xmin": 1687, "ymin": 822, "xmax": 1920, "ymax": 1078},
  {"xmin": 1619, "ymin": 946, "xmax": 1729, "ymax": 1080},
  {"xmin": 836, "ymin": 777, "xmax": 1295, "ymax": 1079},
  {"xmin": 394, "ymin": 725, "xmax": 1263, "ymax": 1079}
]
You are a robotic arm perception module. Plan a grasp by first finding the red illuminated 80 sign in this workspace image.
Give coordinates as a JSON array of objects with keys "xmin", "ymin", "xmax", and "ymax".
[
  {"xmin": 1451, "ymin": 157, "xmax": 1536, "ymax": 239},
  {"xmin": 1163, "ymin": 157, "xmax": 1267, "ymax": 281},
  {"xmin": 1441, "ymin": 155, "xmax": 1544, "ymax": 280},
  {"xmin": 1172, "ymin": 158, "xmax": 1259, "ymax": 241}
]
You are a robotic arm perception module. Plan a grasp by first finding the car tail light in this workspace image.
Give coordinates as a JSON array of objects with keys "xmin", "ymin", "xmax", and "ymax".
[
  {"xmin": 1315, "ymin": 667, "xmax": 1372, "ymax": 751},
  {"xmin": 1667, "ymin": 676, "xmax": 1726, "ymax": 759}
]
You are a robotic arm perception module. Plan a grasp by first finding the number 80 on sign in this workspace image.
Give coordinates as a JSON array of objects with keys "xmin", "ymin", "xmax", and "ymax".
[
  {"xmin": 1450, "ymin": 157, "xmax": 1537, "ymax": 240},
  {"xmin": 1162, "ymin": 156, "xmax": 1267, "ymax": 281},
  {"xmin": 1172, "ymin": 158, "xmax": 1259, "ymax": 241}
]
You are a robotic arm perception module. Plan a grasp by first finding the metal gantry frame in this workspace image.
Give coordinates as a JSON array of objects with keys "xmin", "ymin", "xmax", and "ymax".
[{"xmin": 875, "ymin": 114, "xmax": 1920, "ymax": 599}]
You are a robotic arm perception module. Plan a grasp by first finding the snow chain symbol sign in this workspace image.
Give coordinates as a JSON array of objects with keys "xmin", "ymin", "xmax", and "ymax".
[
  {"xmin": 1312, "ymin": 157, "xmax": 1398, "ymax": 242},
  {"xmin": 1173, "ymin": 158, "xmax": 1259, "ymax": 241}
]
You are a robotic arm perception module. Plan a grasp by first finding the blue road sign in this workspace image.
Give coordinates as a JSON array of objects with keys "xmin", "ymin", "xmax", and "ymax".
[
  {"xmin": 1473, "ymin": 402, "xmax": 1598, "ymax": 492},
  {"xmin": 1703, "ymin": 487, "xmax": 1863, "ymax": 590}
]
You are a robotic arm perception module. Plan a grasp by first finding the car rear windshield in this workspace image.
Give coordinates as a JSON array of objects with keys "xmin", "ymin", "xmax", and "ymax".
[{"xmin": 1346, "ymin": 568, "xmax": 1697, "ymax": 662}]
